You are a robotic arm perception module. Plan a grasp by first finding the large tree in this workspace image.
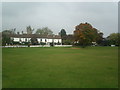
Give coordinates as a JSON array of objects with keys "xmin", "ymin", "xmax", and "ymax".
[
  {"xmin": 107, "ymin": 33, "xmax": 120, "ymax": 46},
  {"xmin": 35, "ymin": 27, "xmax": 53, "ymax": 35},
  {"xmin": 74, "ymin": 22, "xmax": 103, "ymax": 47}
]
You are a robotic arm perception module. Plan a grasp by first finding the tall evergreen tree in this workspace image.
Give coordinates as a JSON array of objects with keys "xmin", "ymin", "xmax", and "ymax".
[{"xmin": 59, "ymin": 29, "xmax": 67, "ymax": 38}]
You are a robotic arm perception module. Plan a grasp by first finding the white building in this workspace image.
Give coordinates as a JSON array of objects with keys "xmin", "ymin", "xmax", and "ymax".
[{"xmin": 10, "ymin": 34, "xmax": 62, "ymax": 45}]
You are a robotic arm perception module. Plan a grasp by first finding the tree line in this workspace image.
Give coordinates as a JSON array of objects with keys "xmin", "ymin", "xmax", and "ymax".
[
  {"xmin": 1, "ymin": 22, "xmax": 120, "ymax": 47},
  {"xmin": 4, "ymin": 26, "xmax": 54, "ymax": 35}
]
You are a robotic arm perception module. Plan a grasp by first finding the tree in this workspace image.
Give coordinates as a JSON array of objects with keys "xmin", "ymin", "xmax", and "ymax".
[
  {"xmin": 107, "ymin": 33, "xmax": 120, "ymax": 46},
  {"xmin": 22, "ymin": 31, "xmax": 24, "ymax": 34},
  {"xmin": 2, "ymin": 30, "xmax": 15, "ymax": 35},
  {"xmin": 73, "ymin": 22, "xmax": 103, "ymax": 47},
  {"xmin": 100, "ymin": 38, "xmax": 110, "ymax": 46},
  {"xmin": 12, "ymin": 28, "xmax": 16, "ymax": 34},
  {"xmin": 36, "ymin": 27, "xmax": 53, "ymax": 35},
  {"xmin": 59, "ymin": 29, "xmax": 67, "ymax": 38},
  {"xmin": 17, "ymin": 32, "xmax": 20, "ymax": 35},
  {"xmin": 26, "ymin": 25, "xmax": 34, "ymax": 34},
  {"xmin": 2, "ymin": 30, "xmax": 14, "ymax": 46},
  {"xmin": 96, "ymin": 31, "xmax": 103, "ymax": 45},
  {"xmin": 59, "ymin": 29, "xmax": 67, "ymax": 45},
  {"xmin": 63, "ymin": 40, "xmax": 72, "ymax": 45}
]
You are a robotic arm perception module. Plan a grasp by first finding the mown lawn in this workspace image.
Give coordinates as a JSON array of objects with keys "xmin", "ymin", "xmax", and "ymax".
[{"xmin": 2, "ymin": 47, "xmax": 118, "ymax": 88}]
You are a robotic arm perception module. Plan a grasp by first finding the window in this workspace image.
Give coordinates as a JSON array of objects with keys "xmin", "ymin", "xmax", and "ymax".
[{"xmin": 25, "ymin": 38, "xmax": 27, "ymax": 42}]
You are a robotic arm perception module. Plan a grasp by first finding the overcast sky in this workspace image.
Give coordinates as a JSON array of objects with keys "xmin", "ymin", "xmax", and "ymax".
[{"xmin": 2, "ymin": 2, "xmax": 118, "ymax": 37}]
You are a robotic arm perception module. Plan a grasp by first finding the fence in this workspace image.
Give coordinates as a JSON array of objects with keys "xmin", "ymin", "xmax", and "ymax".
[
  {"xmin": 2, "ymin": 45, "xmax": 50, "ymax": 48},
  {"xmin": 30, "ymin": 45, "xmax": 50, "ymax": 47},
  {"xmin": 2, "ymin": 45, "xmax": 72, "ymax": 48}
]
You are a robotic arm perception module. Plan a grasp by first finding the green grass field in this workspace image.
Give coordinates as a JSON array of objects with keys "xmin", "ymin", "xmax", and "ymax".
[{"xmin": 2, "ymin": 47, "xmax": 118, "ymax": 88}]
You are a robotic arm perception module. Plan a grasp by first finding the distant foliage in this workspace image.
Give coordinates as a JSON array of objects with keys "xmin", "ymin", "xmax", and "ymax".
[
  {"xmin": 2, "ymin": 30, "xmax": 14, "ymax": 46},
  {"xmin": 2, "ymin": 30, "xmax": 15, "ymax": 35},
  {"xmin": 35, "ymin": 27, "xmax": 53, "ymax": 35},
  {"xmin": 26, "ymin": 26, "xmax": 34, "ymax": 34},
  {"xmin": 62, "ymin": 35, "xmax": 74, "ymax": 45},
  {"xmin": 107, "ymin": 33, "xmax": 120, "ymax": 46},
  {"xmin": 63, "ymin": 40, "xmax": 72, "ymax": 45}
]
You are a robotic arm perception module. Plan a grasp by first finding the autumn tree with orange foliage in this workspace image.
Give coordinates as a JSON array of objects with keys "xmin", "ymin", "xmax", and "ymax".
[{"xmin": 74, "ymin": 22, "xmax": 103, "ymax": 47}]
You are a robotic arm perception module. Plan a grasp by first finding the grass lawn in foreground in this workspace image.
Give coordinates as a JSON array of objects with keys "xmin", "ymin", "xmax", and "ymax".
[{"xmin": 2, "ymin": 47, "xmax": 118, "ymax": 88}]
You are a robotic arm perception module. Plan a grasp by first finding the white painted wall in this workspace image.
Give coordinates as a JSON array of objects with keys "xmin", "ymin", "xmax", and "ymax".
[
  {"xmin": 37, "ymin": 38, "xmax": 41, "ymax": 43},
  {"xmin": 41, "ymin": 38, "xmax": 46, "ymax": 42},
  {"xmin": 13, "ymin": 37, "xmax": 31, "ymax": 42},
  {"xmin": 47, "ymin": 39, "xmax": 53, "ymax": 43},
  {"xmin": 13, "ymin": 38, "xmax": 19, "ymax": 42},
  {"xmin": 12, "ymin": 37, "xmax": 62, "ymax": 44},
  {"xmin": 21, "ymin": 38, "xmax": 25, "ymax": 42},
  {"xmin": 53, "ymin": 39, "xmax": 58, "ymax": 43}
]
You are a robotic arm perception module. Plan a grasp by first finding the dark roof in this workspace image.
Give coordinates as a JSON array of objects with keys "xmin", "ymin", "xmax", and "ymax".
[{"xmin": 9, "ymin": 34, "xmax": 61, "ymax": 39}]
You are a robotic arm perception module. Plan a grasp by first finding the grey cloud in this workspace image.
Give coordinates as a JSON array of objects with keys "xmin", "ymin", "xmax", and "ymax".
[{"xmin": 2, "ymin": 2, "xmax": 118, "ymax": 37}]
